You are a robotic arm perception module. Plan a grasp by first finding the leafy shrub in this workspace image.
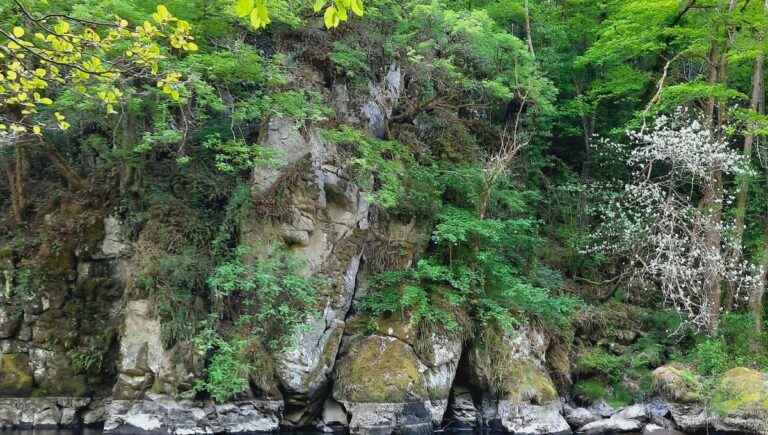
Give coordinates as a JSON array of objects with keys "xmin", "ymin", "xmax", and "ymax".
[
  {"xmin": 330, "ymin": 41, "xmax": 371, "ymax": 78},
  {"xmin": 207, "ymin": 244, "xmax": 320, "ymax": 350},
  {"xmin": 576, "ymin": 347, "xmax": 624, "ymax": 382},
  {"xmin": 193, "ymin": 324, "xmax": 253, "ymax": 403}
]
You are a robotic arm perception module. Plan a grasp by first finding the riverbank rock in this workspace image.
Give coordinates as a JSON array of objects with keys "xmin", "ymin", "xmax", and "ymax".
[
  {"xmin": 563, "ymin": 405, "xmax": 600, "ymax": 428},
  {"xmin": 651, "ymin": 364, "xmax": 708, "ymax": 431},
  {"xmin": 332, "ymin": 317, "xmax": 462, "ymax": 434},
  {"xmin": 104, "ymin": 394, "xmax": 282, "ymax": 434},
  {"xmin": 0, "ymin": 397, "xmax": 92, "ymax": 428},
  {"xmin": 468, "ymin": 326, "xmax": 570, "ymax": 434},
  {"xmin": 576, "ymin": 416, "xmax": 642, "ymax": 434},
  {"xmin": 711, "ymin": 367, "xmax": 768, "ymax": 434}
]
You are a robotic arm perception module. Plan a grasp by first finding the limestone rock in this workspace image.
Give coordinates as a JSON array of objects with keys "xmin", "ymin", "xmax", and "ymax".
[
  {"xmin": 446, "ymin": 385, "xmax": 478, "ymax": 427},
  {"xmin": 99, "ymin": 216, "xmax": 130, "ymax": 259},
  {"xmin": 361, "ymin": 64, "xmax": 402, "ymax": 138},
  {"xmin": 104, "ymin": 395, "xmax": 282, "ymax": 434},
  {"xmin": 497, "ymin": 401, "xmax": 572, "ymax": 435},
  {"xmin": 113, "ymin": 300, "xmax": 163, "ymax": 400},
  {"xmin": 576, "ymin": 417, "xmax": 642, "ymax": 434},
  {"xmin": 28, "ymin": 348, "xmax": 87, "ymax": 396},
  {"xmin": 320, "ymin": 397, "xmax": 348, "ymax": 430},
  {"xmin": 0, "ymin": 397, "xmax": 90, "ymax": 428},
  {"xmin": 587, "ymin": 400, "xmax": 615, "ymax": 418},
  {"xmin": 341, "ymin": 402, "xmax": 432, "ymax": 435},
  {"xmin": 642, "ymin": 423, "xmax": 685, "ymax": 435},
  {"xmin": 615, "ymin": 403, "xmax": 647, "ymax": 421},
  {"xmin": 563, "ymin": 405, "xmax": 600, "ymax": 429},
  {"xmin": 666, "ymin": 402, "xmax": 709, "ymax": 432},
  {"xmin": 334, "ymin": 335, "xmax": 427, "ymax": 404}
]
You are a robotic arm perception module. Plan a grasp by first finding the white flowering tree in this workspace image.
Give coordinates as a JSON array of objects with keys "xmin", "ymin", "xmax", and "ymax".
[{"xmin": 595, "ymin": 112, "xmax": 757, "ymax": 333}]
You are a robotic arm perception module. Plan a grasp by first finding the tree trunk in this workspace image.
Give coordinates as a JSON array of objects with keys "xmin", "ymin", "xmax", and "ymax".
[
  {"xmin": 524, "ymin": 0, "xmax": 535, "ymax": 57},
  {"xmin": 43, "ymin": 141, "xmax": 85, "ymax": 191},
  {"xmin": 702, "ymin": 171, "xmax": 724, "ymax": 335},
  {"xmin": 3, "ymin": 146, "xmax": 28, "ymax": 225}
]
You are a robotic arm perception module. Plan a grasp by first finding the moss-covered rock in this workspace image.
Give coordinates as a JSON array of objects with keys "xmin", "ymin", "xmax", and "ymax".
[
  {"xmin": 651, "ymin": 364, "xmax": 702, "ymax": 403},
  {"xmin": 333, "ymin": 335, "xmax": 427, "ymax": 403},
  {"xmin": 711, "ymin": 367, "xmax": 768, "ymax": 434},
  {"xmin": 0, "ymin": 353, "xmax": 34, "ymax": 396},
  {"xmin": 469, "ymin": 326, "xmax": 558, "ymax": 405}
]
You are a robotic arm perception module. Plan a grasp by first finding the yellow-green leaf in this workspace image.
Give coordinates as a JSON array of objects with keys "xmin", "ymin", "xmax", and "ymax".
[
  {"xmin": 350, "ymin": 0, "xmax": 363, "ymax": 16},
  {"xmin": 324, "ymin": 6, "xmax": 338, "ymax": 28},
  {"xmin": 12, "ymin": 27, "xmax": 24, "ymax": 38},
  {"xmin": 54, "ymin": 20, "xmax": 70, "ymax": 34},
  {"xmin": 153, "ymin": 5, "xmax": 172, "ymax": 23},
  {"xmin": 313, "ymin": 0, "xmax": 326, "ymax": 13},
  {"xmin": 234, "ymin": 0, "xmax": 254, "ymax": 17}
]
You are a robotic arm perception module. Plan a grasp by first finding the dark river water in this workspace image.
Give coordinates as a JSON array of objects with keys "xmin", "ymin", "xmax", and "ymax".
[{"xmin": 0, "ymin": 429, "xmax": 753, "ymax": 435}]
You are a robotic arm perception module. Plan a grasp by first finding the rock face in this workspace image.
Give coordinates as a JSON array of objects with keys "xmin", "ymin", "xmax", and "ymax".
[
  {"xmin": 332, "ymin": 320, "xmax": 462, "ymax": 435},
  {"xmin": 467, "ymin": 326, "xmax": 570, "ymax": 434},
  {"xmin": 112, "ymin": 300, "xmax": 202, "ymax": 401},
  {"xmin": 104, "ymin": 394, "xmax": 282, "ymax": 434}
]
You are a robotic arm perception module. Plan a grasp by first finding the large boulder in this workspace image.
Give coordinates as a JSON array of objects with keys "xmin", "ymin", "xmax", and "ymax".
[
  {"xmin": 468, "ymin": 326, "xmax": 570, "ymax": 434},
  {"xmin": 711, "ymin": 367, "xmax": 768, "ymax": 434},
  {"xmin": 332, "ymin": 319, "xmax": 462, "ymax": 435},
  {"xmin": 576, "ymin": 417, "xmax": 642, "ymax": 434},
  {"xmin": 563, "ymin": 405, "xmax": 600, "ymax": 429},
  {"xmin": 112, "ymin": 300, "xmax": 164, "ymax": 400},
  {"xmin": 651, "ymin": 364, "xmax": 707, "ymax": 432},
  {"xmin": 112, "ymin": 300, "xmax": 202, "ymax": 401}
]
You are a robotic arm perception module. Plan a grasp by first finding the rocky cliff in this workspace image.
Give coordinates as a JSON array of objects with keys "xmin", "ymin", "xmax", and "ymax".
[{"xmin": 1, "ymin": 51, "xmax": 768, "ymax": 435}]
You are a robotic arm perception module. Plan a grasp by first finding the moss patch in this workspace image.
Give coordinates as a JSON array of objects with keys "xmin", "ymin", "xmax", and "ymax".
[
  {"xmin": 334, "ymin": 335, "xmax": 427, "ymax": 403},
  {"xmin": 0, "ymin": 354, "xmax": 33, "ymax": 396},
  {"xmin": 503, "ymin": 359, "xmax": 558, "ymax": 404},
  {"xmin": 711, "ymin": 367, "xmax": 768, "ymax": 417},
  {"xmin": 651, "ymin": 364, "xmax": 701, "ymax": 403}
]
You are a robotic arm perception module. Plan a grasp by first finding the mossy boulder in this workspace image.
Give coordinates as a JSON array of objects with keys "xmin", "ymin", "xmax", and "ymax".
[
  {"xmin": 0, "ymin": 353, "xmax": 34, "ymax": 396},
  {"xmin": 711, "ymin": 367, "xmax": 768, "ymax": 434},
  {"xmin": 469, "ymin": 326, "xmax": 558, "ymax": 405},
  {"xmin": 651, "ymin": 364, "xmax": 702, "ymax": 403},
  {"xmin": 333, "ymin": 335, "xmax": 427, "ymax": 403}
]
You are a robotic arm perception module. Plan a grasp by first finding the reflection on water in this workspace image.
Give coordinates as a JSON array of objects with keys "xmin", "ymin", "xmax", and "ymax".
[{"xmin": 0, "ymin": 430, "xmax": 753, "ymax": 435}]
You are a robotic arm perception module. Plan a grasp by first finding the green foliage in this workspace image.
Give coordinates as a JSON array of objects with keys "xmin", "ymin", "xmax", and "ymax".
[
  {"xmin": 193, "ymin": 323, "xmax": 254, "ymax": 403},
  {"xmin": 330, "ymin": 42, "xmax": 371, "ymax": 79},
  {"xmin": 202, "ymin": 134, "xmax": 279, "ymax": 173},
  {"xmin": 324, "ymin": 126, "xmax": 415, "ymax": 208},
  {"xmin": 684, "ymin": 313, "xmax": 768, "ymax": 377},
  {"xmin": 207, "ymin": 244, "xmax": 320, "ymax": 350}
]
